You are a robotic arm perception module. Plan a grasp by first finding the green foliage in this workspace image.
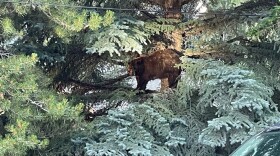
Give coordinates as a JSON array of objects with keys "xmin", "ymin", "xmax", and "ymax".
[
  {"xmin": 88, "ymin": 12, "xmax": 103, "ymax": 30},
  {"xmin": 145, "ymin": 18, "xmax": 178, "ymax": 34},
  {"xmin": 0, "ymin": 17, "xmax": 23, "ymax": 41},
  {"xmin": 73, "ymin": 96, "xmax": 215, "ymax": 156},
  {"xmin": 74, "ymin": 104, "xmax": 172, "ymax": 155},
  {"xmin": 49, "ymin": 8, "xmax": 89, "ymax": 39},
  {"xmin": 13, "ymin": 1, "xmax": 30, "ymax": 15},
  {"xmin": 0, "ymin": 0, "xmax": 151, "ymax": 63},
  {"xmin": 179, "ymin": 58, "xmax": 280, "ymax": 148},
  {"xmin": 73, "ymin": 104, "xmax": 177, "ymax": 155},
  {"xmin": 0, "ymin": 119, "xmax": 49, "ymax": 156},
  {"xmin": 247, "ymin": 6, "xmax": 280, "ymax": 42},
  {"xmin": 151, "ymin": 89, "xmax": 216, "ymax": 156},
  {"xmin": 0, "ymin": 0, "xmax": 105, "ymax": 60},
  {"xmin": 208, "ymin": 0, "xmax": 250, "ymax": 10},
  {"xmin": 0, "ymin": 54, "xmax": 83, "ymax": 155},
  {"xmin": 1, "ymin": 1, "xmax": 280, "ymax": 155},
  {"xmin": 86, "ymin": 18, "xmax": 149, "ymax": 56},
  {"xmin": 103, "ymin": 10, "xmax": 115, "ymax": 27},
  {"xmin": 237, "ymin": 55, "xmax": 280, "ymax": 91},
  {"xmin": 1, "ymin": 18, "xmax": 17, "ymax": 35}
]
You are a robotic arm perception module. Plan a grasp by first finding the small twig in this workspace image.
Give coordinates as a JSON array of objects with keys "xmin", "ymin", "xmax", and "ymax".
[
  {"xmin": 0, "ymin": 52, "xmax": 13, "ymax": 58},
  {"xmin": 0, "ymin": 108, "xmax": 4, "ymax": 115},
  {"xmin": 28, "ymin": 99, "xmax": 49, "ymax": 112}
]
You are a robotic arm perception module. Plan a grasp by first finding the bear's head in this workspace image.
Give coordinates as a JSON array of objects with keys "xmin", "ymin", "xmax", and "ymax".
[{"xmin": 127, "ymin": 57, "xmax": 145, "ymax": 76}]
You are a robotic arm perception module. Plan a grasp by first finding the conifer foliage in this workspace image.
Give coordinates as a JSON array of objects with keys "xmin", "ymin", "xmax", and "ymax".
[
  {"xmin": 73, "ymin": 102, "xmax": 215, "ymax": 156},
  {"xmin": 179, "ymin": 58, "xmax": 280, "ymax": 149},
  {"xmin": 0, "ymin": 54, "xmax": 83, "ymax": 155},
  {"xmin": 1, "ymin": 0, "xmax": 280, "ymax": 155}
]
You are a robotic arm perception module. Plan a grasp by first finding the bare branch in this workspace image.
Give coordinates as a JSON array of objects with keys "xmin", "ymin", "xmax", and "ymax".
[{"xmin": 68, "ymin": 74, "xmax": 130, "ymax": 88}]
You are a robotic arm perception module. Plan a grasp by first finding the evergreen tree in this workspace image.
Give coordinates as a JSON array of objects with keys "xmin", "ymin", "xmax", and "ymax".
[
  {"xmin": 0, "ymin": 54, "xmax": 83, "ymax": 155},
  {"xmin": 1, "ymin": 0, "xmax": 280, "ymax": 155}
]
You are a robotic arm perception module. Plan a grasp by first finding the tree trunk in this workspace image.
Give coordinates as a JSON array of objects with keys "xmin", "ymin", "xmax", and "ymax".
[{"xmin": 170, "ymin": 29, "xmax": 183, "ymax": 51}]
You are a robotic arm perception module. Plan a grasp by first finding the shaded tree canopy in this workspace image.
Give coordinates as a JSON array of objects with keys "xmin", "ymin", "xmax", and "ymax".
[{"xmin": 1, "ymin": 0, "xmax": 280, "ymax": 155}]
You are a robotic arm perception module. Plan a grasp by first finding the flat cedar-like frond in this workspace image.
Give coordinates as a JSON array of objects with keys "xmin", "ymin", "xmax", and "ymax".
[
  {"xmin": 78, "ymin": 104, "xmax": 170, "ymax": 156},
  {"xmin": 86, "ymin": 18, "xmax": 149, "ymax": 56},
  {"xmin": 73, "ymin": 96, "xmax": 215, "ymax": 156},
  {"xmin": 179, "ymin": 58, "xmax": 280, "ymax": 148}
]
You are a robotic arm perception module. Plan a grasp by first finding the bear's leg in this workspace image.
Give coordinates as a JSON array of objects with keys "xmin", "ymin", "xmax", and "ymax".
[
  {"xmin": 161, "ymin": 78, "xmax": 169, "ymax": 92},
  {"xmin": 137, "ymin": 78, "xmax": 148, "ymax": 90},
  {"xmin": 168, "ymin": 73, "xmax": 180, "ymax": 88}
]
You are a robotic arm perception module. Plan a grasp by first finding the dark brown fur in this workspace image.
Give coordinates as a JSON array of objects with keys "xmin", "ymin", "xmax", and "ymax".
[{"xmin": 128, "ymin": 49, "xmax": 181, "ymax": 90}]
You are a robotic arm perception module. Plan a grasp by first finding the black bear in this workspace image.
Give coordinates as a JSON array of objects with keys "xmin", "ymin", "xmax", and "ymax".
[{"xmin": 128, "ymin": 49, "xmax": 181, "ymax": 91}]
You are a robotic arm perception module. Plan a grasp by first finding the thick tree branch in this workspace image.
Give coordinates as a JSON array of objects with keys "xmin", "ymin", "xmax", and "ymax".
[
  {"xmin": 84, "ymin": 101, "xmax": 122, "ymax": 121},
  {"xmin": 68, "ymin": 74, "xmax": 129, "ymax": 88},
  {"xmin": 145, "ymin": 0, "xmax": 193, "ymax": 9}
]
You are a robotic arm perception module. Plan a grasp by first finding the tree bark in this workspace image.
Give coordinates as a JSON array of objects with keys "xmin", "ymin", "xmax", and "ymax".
[
  {"xmin": 170, "ymin": 30, "xmax": 183, "ymax": 51},
  {"xmin": 145, "ymin": 0, "xmax": 194, "ymax": 19}
]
